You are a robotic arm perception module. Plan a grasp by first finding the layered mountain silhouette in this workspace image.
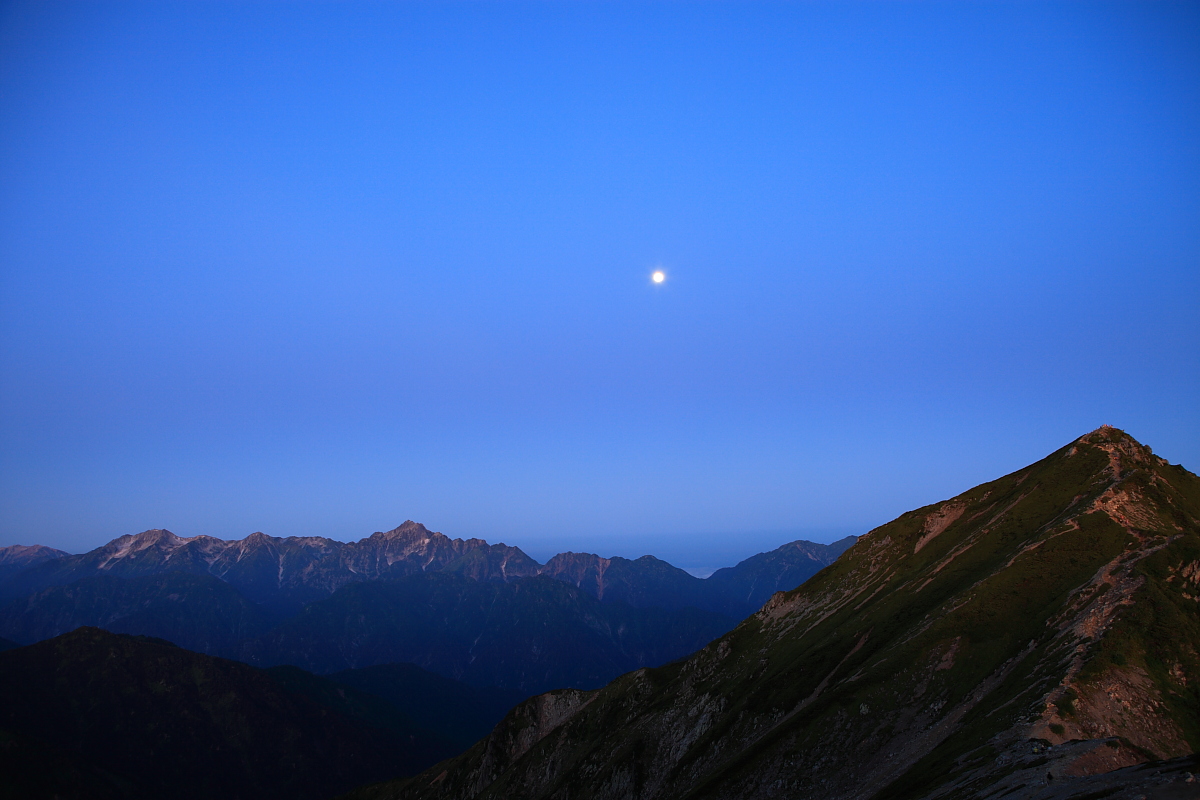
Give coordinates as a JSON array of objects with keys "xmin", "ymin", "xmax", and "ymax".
[{"xmin": 355, "ymin": 427, "xmax": 1200, "ymax": 800}]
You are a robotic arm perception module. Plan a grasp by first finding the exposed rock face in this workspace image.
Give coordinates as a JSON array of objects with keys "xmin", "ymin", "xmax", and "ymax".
[{"xmin": 363, "ymin": 427, "xmax": 1199, "ymax": 800}]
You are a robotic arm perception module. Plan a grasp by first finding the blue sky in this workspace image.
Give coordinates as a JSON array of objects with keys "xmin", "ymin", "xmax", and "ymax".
[{"xmin": 1, "ymin": 1, "xmax": 1197, "ymax": 571}]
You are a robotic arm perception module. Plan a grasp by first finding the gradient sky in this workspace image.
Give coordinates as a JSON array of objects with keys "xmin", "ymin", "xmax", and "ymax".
[{"xmin": 1, "ymin": 1, "xmax": 1197, "ymax": 571}]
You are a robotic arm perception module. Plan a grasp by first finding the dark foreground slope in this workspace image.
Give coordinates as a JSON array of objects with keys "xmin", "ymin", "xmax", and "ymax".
[
  {"xmin": 358, "ymin": 427, "xmax": 1199, "ymax": 800},
  {"xmin": 329, "ymin": 664, "xmax": 528, "ymax": 750},
  {"xmin": 0, "ymin": 628, "xmax": 454, "ymax": 800}
]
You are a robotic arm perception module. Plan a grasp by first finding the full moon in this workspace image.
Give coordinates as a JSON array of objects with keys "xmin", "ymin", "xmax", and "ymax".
[{"xmin": 652, "ymin": 270, "xmax": 665, "ymax": 283}]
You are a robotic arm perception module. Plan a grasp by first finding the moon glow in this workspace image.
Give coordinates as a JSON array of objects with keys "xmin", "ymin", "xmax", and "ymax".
[{"xmin": 652, "ymin": 270, "xmax": 665, "ymax": 283}]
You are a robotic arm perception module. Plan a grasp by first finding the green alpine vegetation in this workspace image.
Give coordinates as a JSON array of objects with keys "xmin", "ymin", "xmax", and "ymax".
[{"xmin": 353, "ymin": 427, "xmax": 1200, "ymax": 800}]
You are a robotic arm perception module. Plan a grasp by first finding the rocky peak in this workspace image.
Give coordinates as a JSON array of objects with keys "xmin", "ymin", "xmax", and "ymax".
[
  {"xmin": 1076, "ymin": 425, "xmax": 1164, "ymax": 476},
  {"xmin": 125, "ymin": 529, "xmax": 186, "ymax": 550},
  {"xmin": 379, "ymin": 520, "xmax": 433, "ymax": 539}
]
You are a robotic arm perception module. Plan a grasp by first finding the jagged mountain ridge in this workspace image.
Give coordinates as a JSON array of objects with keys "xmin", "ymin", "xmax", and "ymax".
[
  {"xmin": 361, "ymin": 427, "xmax": 1200, "ymax": 800},
  {"xmin": 0, "ymin": 522, "xmax": 853, "ymax": 620},
  {"xmin": 0, "ymin": 521, "xmax": 539, "ymax": 610}
]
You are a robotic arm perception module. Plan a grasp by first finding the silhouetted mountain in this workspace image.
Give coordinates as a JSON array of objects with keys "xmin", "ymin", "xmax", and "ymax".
[
  {"xmin": 0, "ymin": 635, "xmax": 16, "ymax": 652},
  {"xmin": 0, "ymin": 627, "xmax": 455, "ymax": 800},
  {"xmin": 0, "ymin": 543, "xmax": 68, "ymax": 583},
  {"xmin": 360, "ymin": 427, "xmax": 1200, "ymax": 800},
  {"xmin": 241, "ymin": 572, "xmax": 736, "ymax": 694},
  {"xmin": 705, "ymin": 535, "xmax": 857, "ymax": 611},
  {"xmin": 329, "ymin": 663, "xmax": 528, "ymax": 750},
  {"xmin": 0, "ymin": 572, "xmax": 280, "ymax": 654}
]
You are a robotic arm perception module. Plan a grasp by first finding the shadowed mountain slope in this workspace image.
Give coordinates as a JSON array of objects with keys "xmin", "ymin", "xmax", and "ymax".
[
  {"xmin": 357, "ymin": 427, "xmax": 1200, "ymax": 800},
  {"xmin": 0, "ymin": 628, "xmax": 455, "ymax": 800},
  {"xmin": 539, "ymin": 553, "xmax": 714, "ymax": 611},
  {"xmin": 241, "ymin": 573, "xmax": 736, "ymax": 694},
  {"xmin": 0, "ymin": 572, "xmax": 281, "ymax": 654}
]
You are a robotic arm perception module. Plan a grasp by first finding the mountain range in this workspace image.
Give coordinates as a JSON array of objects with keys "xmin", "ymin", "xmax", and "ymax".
[
  {"xmin": 0, "ymin": 523, "xmax": 853, "ymax": 620},
  {"xmin": 352, "ymin": 426, "xmax": 1200, "ymax": 800},
  {"xmin": 0, "ymin": 523, "xmax": 852, "ymax": 696}
]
